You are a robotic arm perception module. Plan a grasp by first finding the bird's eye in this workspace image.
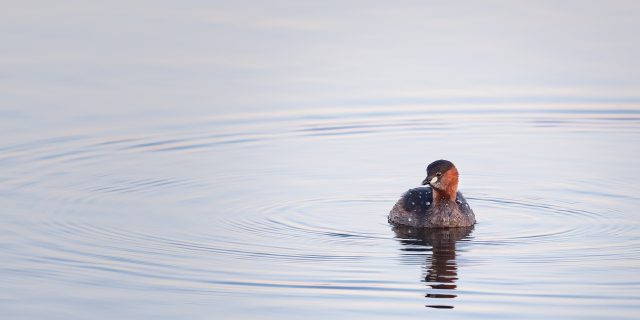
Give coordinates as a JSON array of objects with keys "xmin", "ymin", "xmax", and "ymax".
[{"xmin": 436, "ymin": 172, "xmax": 442, "ymax": 177}]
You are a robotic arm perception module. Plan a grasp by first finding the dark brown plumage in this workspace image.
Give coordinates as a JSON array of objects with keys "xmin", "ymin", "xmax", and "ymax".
[{"xmin": 389, "ymin": 160, "xmax": 475, "ymax": 228}]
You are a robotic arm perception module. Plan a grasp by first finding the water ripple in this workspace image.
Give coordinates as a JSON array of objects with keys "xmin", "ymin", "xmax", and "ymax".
[{"xmin": 1, "ymin": 106, "xmax": 639, "ymax": 317}]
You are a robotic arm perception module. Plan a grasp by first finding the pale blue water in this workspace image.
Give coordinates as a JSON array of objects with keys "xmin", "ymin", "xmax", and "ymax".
[{"xmin": 1, "ymin": 2, "xmax": 640, "ymax": 319}]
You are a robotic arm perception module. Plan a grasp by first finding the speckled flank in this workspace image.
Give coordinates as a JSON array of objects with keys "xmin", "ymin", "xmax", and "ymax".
[
  {"xmin": 389, "ymin": 187, "xmax": 475, "ymax": 228},
  {"xmin": 401, "ymin": 187, "xmax": 433, "ymax": 214}
]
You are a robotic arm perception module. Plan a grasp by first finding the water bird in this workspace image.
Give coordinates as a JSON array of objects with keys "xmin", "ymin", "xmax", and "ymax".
[{"xmin": 389, "ymin": 160, "xmax": 475, "ymax": 228}]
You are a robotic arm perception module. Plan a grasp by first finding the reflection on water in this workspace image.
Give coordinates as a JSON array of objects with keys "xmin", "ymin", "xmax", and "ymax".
[
  {"xmin": 2, "ymin": 0, "xmax": 640, "ymax": 318},
  {"xmin": 1, "ymin": 105, "xmax": 640, "ymax": 319},
  {"xmin": 392, "ymin": 225, "xmax": 473, "ymax": 309}
]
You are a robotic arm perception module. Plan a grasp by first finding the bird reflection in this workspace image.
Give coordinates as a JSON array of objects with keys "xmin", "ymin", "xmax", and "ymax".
[{"xmin": 391, "ymin": 225, "xmax": 473, "ymax": 309}]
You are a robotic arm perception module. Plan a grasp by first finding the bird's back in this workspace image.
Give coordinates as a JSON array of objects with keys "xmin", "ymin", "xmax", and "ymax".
[{"xmin": 389, "ymin": 187, "xmax": 475, "ymax": 228}]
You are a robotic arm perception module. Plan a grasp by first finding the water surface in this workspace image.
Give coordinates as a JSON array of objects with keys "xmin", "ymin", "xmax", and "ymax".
[
  {"xmin": 1, "ymin": 106, "xmax": 639, "ymax": 319},
  {"xmin": 2, "ymin": 1, "xmax": 640, "ymax": 319}
]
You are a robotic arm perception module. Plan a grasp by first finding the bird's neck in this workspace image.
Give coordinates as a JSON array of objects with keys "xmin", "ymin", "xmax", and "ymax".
[{"xmin": 432, "ymin": 184, "xmax": 457, "ymax": 204}]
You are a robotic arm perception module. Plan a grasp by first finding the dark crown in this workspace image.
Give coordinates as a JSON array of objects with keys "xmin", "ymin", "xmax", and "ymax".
[{"xmin": 427, "ymin": 159, "xmax": 455, "ymax": 175}]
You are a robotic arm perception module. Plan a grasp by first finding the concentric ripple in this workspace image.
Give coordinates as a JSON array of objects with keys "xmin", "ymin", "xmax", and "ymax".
[{"xmin": 1, "ymin": 106, "xmax": 639, "ymax": 318}]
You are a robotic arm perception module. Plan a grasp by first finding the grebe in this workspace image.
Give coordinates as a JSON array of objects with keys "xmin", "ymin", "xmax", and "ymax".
[{"xmin": 389, "ymin": 160, "xmax": 475, "ymax": 228}]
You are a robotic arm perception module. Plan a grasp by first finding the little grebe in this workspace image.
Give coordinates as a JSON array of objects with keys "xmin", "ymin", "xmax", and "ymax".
[{"xmin": 389, "ymin": 160, "xmax": 475, "ymax": 228}]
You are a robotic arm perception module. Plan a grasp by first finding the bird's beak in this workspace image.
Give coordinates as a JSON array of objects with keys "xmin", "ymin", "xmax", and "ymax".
[{"xmin": 422, "ymin": 175, "xmax": 438, "ymax": 186}]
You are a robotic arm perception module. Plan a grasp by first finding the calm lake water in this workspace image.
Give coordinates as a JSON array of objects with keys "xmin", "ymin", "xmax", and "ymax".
[{"xmin": 2, "ymin": 2, "xmax": 640, "ymax": 319}]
